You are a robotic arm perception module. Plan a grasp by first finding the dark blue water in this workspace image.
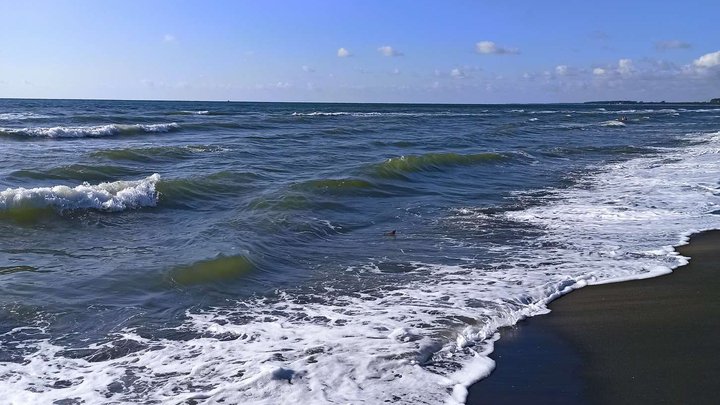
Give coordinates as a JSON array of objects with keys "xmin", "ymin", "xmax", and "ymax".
[{"xmin": 1, "ymin": 100, "xmax": 719, "ymax": 403}]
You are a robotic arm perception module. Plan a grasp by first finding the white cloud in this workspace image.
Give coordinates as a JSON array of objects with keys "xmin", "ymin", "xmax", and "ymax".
[
  {"xmin": 655, "ymin": 40, "xmax": 691, "ymax": 50},
  {"xmin": 618, "ymin": 59, "xmax": 633, "ymax": 75},
  {"xmin": 693, "ymin": 50, "xmax": 720, "ymax": 68},
  {"xmin": 555, "ymin": 65, "xmax": 569, "ymax": 76},
  {"xmin": 163, "ymin": 34, "xmax": 176, "ymax": 43},
  {"xmin": 593, "ymin": 67, "xmax": 606, "ymax": 76},
  {"xmin": 302, "ymin": 65, "xmax": 315, "ymax": 73},
  {"xmin": 475, "ymin": 41, "xmax": 518, "ymax": 55},
  {"xmin": 392, "ymin": 68, "xmax": 401, "ymax": 75},
  {"xmin": 337, "ymin": 48, "xmax": 351, "ymax": 58},
  {"xmin": 450, "ymin": 68, "xmax": 465, "ymax": 79},
  {"xmin": 378, "ymin": 46, "xmax": 403, "ymax": 57}
]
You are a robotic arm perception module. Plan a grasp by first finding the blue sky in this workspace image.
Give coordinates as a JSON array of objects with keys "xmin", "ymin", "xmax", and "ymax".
[{"xmin": 1, "ymin": 0, "xmax": 719, "ymax": 103}]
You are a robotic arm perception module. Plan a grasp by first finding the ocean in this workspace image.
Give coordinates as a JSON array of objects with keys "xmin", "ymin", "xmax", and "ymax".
[{"xmin": 1, "ymin": 99, "xmax": 719, "ymax": 404}]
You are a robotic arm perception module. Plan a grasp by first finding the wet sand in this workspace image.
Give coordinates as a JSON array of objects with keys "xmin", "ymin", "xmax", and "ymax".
[{"xmin": 467, "ymin": 230, "xmax": 720, "ymax": 404}]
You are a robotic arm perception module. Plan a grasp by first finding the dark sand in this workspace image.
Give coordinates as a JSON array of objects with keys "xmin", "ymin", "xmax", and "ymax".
[{"xmin": 467, "ymin": 230, "xmax": 720, "ymax": 404}]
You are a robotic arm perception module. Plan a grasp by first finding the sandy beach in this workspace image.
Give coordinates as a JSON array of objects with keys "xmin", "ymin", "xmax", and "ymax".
[{"xmin": 467, "ymin": 230, "xmax": 720, "ymax": 404}]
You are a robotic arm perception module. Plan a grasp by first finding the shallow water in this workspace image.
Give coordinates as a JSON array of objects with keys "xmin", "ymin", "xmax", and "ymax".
[{"xmin": 1, "ymin": 99, "xmax": 719, "ymax": 403}]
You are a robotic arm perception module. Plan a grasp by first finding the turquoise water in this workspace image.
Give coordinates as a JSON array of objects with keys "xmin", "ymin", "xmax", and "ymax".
[{"xmin": 1, "ymin": 99, "xmax": 719, "ymax": 403}]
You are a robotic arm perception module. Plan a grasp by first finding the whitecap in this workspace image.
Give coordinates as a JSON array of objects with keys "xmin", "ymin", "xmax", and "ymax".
[
  {"xmin": 600, "ymin": 120, "xmax": 626, "ymax": 127},
  {"xmin": 0, "ymin": 123, "xmax": 179, "ymax": 138},
  {"xmin": 180, "ymin": 110, "xmax": 210, "ymax": 115},
  {"xmin": 291, "ymin": 111, "xmax": 486, "ymax": 118},
  {"xmin": 0, "ymin": 174, "xmax": 161, "ymax": 212},
  {"xmin": 0, "ymin": 112, "xmax": 52, "ymax": 120}
]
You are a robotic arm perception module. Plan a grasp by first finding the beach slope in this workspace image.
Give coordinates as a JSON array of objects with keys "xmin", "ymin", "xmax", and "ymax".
[{"xmin": 467, "ymin": 230, "xmax": 720, "ymax": 404}]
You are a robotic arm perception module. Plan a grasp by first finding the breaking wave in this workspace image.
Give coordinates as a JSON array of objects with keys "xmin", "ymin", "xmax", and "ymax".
[
  {"xmin": 0, "ymin": 174, "xmax": 160, "ymax": 215},
  {"xmin": 0, "ymin": 123, "xmax": 179, "ymax": 138},
  {"xmin": 166, "ymin": 110, "xmax": 212, "ymax": 115},
  {"xmin": 600, "ymin": 120, "xmax": 626, "ymax": 127},
  {"xmin": 0, "ymin": 112, "xmax": 53, "ymax": 120},
  {"xmin": 292, "ymin": 111, "xmax": 486, "ymax": 118}
]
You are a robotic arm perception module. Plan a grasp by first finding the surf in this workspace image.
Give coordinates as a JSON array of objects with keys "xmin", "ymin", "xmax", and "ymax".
[
  {"xmin": 0, "ymin": 174, "xmax": 161, "ymax": 216},
  {"xmin": 0, "ymin": 123, "xmax": 179, "ymax": 138}
]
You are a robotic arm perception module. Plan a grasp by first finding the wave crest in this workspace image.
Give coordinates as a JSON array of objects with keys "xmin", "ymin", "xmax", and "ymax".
[
  {"xmin": 292, "ymin": 111, "xmax": 485, "ymax": 118},
  {"xmin": 600, "ymin": 120, "xmax": 627, "ymax": 127},
  {"xmin": 297, "ymin": 178, "xmax": 374, "ymax": 190},
  {"xmin": 0, "ymin": 112, "xmax": 53, "ymax": 120},
  {"xmin": 371, "ymin": 152, "xmax": 507, "ymax": 178},
  {"xmin": 0, "ymin": 123, "xmax": 179, "ymax": 138},
  {"xmin": 92, "ymin": 145, "xmax": 223, "ymax": 162},
  {"xmin": 0, "ymin": 174, "xmax": 161, "ymax": 214},
  {"xmin": 170, "ymin": 255, "xmax": 255, "ymax": 285}
]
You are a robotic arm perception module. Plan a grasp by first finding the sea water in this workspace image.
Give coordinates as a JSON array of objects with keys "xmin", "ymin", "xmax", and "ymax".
[{"xmin": 1, "ymin": 99, "xmax": 719, "ymax": 403}]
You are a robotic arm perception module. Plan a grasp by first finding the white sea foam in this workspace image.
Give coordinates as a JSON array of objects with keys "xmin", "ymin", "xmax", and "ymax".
[
  {"xmin": 0, "ymin": 123, "xmax": 179, "ymax": 138},
  {"xmin": 574, "ymin": 108, "xmax": 710, "ymax": 116},
  {"xmin": 292, "ymin": 111, "xmax": 485, "ymax": 118},
  {"xmin": 600, "ymin": 120, "xmax": 626, "ymax": 127},
  {"xmin": 528, "ymin": 110, "xmax": 558, "ymax": 114},
  {"xmin": 683, "ymin": 108, "xmax": 720, "ymax": 113},
  {"xmin": 0, "ymin": 112, "xmax": 53, "ymax": 120},
  {"xmin": 609, "ymin": 108, "xmax": 667, "ymax": 114},
  {"xmin": 0, "ymin": 174, "xmax": 160, "ymax": 212},
  {"xmin": 3, "ymin": 131, "xmax": 720, "ymax": 404}
]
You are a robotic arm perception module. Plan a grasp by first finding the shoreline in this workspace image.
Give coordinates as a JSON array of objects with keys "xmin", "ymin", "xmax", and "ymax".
[{"xmin": 466, "ymin": 230, "xmax": 720, "ymax": 404}]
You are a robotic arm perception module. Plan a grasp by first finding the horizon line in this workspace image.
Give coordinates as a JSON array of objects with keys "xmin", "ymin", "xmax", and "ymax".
[{"xmin": 0, "ymin": 97, "xmax": 716, "ymax": 105}]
